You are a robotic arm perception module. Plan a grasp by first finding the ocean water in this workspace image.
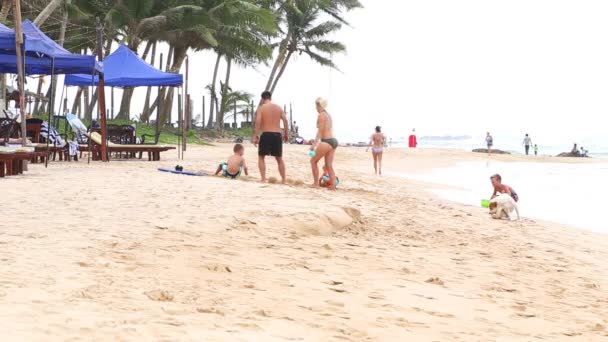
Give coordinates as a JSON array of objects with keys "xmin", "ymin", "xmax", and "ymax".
[
  {"xmin": 400, "ymin": 161, "xmax": 608, "ymax": 234},
  {"xmin": 389, "ymin": 135, "xmax": 608, "ymax": 158}
]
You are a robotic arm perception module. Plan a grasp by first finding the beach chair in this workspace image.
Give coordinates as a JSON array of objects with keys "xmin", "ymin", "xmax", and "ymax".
[
  {"xmin": 89, "ymin": 132, "xmax": 175, "ymax": 161},
  {"xmin": 0, "ymin": 118, "xmax": 14, "ymax": 145}
]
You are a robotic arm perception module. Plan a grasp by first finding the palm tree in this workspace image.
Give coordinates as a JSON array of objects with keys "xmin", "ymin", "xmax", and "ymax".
[
  {"xmin": 220, "ymin": 88, "xmax": 252, "ymax": 128},
  {"xmin": 33, "ymin": 0, "xmax": 64, "ymax": 26},
  {"xmin": 264, "ymin": 0, "xmax": 361, "ymax": 93},
  {"xmin": 105, "ymin": 0, "xmax": 165, "ymax": 119},
  {"xmin": 151, "ymin": 0, "xmax": 276, "ymax": 128},
  {"xmin": 207, "ymin": 0, "xmax": 276, "ymax": 128}
]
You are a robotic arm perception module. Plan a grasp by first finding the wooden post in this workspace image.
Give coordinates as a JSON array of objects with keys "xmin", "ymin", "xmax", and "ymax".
[
  {"xmin": 183, "ymin": 55, "xmax": 188, "ymax": 152},
  {"xmin": 289, "ymin": 104, "xmax": 293, "ymax": 133},
  {"xmin": 155, "ymin": 53, "xmax": 163, "ymax": 143},
  {"xmin": 110, "ymin": 87, "xmax": 114, "ymax": 119},
  {"xmin": 233, "ymin": 98, "xmax": 237, "ymax": 128},
  {"xmin": 96, "ymin": 18, "xmax": 108, "ymax": 161},
  {"xmin": 13, "ymin": 0, "xmax": 26, "ymax": 146},
  {"xmin": 251, "ymin": 100, "xmax": 255, "ymax": 126},
  {"xmin": 177, "ymin": 94, "xmax": 184, "ymax": 159}
]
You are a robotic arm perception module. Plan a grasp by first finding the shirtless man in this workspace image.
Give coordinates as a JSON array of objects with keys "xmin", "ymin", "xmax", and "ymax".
[
  {"xmin": 366, "ymin": 126, "xmax": 386, "ymax": 175},
  {"xmin": 490, "ymin": 174, "xmax": 519, "ymax": 202},
  {"xmin": 252, "ymin": 91, "xmax": 289, "ymax": 183}
]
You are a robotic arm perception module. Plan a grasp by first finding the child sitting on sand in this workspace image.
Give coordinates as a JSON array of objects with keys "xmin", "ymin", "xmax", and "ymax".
[
  {"xmin": 215, "ymin": 143, "xmax": 249, "ymax": 179},
  {"xmin": 319, "ymin": 165, "xmax": 339, "ymax": 188}
]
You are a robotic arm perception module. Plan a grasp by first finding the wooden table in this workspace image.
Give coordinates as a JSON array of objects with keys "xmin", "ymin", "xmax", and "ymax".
[
  {"xmin": 33, "ymin": 145, "xmax": 68, "ymax": 162},
  {"xmin": 0, "ymin": 152, "xmax": 48, "ymax": 177}
]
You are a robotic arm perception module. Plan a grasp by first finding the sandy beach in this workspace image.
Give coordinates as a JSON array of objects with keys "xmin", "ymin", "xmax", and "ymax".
[{"xmin": 1, "ymin": 144, "xmax": 607, "ymax": 341}]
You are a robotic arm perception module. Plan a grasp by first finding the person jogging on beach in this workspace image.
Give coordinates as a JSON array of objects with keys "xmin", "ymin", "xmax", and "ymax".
[
  {"xmin": 366, "ymin": 126, "xmax": 386, "ymax": 175},
  {"xmin": 252, "ymin": 91, "xmax": 289, "ymax": 183},
  {"xmin": 523, "ymin": 134, "xmax": 532, "ymax": 155}
]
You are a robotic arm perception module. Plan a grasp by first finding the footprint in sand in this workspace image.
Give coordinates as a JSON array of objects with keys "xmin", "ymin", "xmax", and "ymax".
[
  {"xmin": 425, "ymin": 277, "xmax": 445, "ymax": 286},
  {"xmin": 197, "ymin": 307, "xmax": 225, "ymax": 316},
  {"xmin": 144, "ymin": 290, "xmax": 174, "ymax": 302}
]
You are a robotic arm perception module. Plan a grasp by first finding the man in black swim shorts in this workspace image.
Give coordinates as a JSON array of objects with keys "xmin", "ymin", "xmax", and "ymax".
[{"xmin": 252, "ymin": 91, "xmax": 289, "ymax": 183}]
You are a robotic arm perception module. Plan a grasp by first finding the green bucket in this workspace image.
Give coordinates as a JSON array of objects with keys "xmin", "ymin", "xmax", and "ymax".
[{"xmin": 481, "ymin": 199, "xmax": 490, "ymax": 208}]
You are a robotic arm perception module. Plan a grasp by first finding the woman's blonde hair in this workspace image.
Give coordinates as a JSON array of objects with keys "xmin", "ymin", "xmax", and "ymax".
[{"xmin": 315, "ymin": 97, "xmax": 328, "ymax": 110}]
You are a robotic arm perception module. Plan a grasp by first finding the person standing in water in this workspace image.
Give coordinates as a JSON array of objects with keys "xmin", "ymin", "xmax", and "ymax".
[
  {"xmin": 485, "ymin": 132, "xmax": 494, "ymax": 156},
  {"xmin": 366, "ymin": 126, "xmax": 386, "ymax": 175},
  {"xmin": 523, "ymin": 134, "xmax": 532, "ymax": 155},
  {"xmin": 310, "ymin": 97, "xmax": 338, "ymax": 190},
  {"xmin": 252, "ymin": 91, "xmax": 289, "ymax": 183}
]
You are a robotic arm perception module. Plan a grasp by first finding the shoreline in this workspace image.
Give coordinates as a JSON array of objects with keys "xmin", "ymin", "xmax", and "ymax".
[{"xmin": 2, "ymin": 143, "xmax": 607, "ymax": 340}]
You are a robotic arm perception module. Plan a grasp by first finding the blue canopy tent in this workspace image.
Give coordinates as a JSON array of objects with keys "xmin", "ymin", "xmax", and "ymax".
[
  {"xmin": 65, "ymin": 45, "xmax": 182, "ymax": 87},
  {"xmin": 0, "ymin": 20, "xmax": 102, "ymax": 161},
  {"xmin": 0, "ymin": 23, "xmax": 16, "ymax": 51},
  {"xmin": 65, "ymin": 45, "xmax": 183, "ymax": 145}
]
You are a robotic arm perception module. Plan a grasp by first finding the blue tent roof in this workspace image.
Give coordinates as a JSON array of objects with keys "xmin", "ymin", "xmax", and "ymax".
[
  {"xmin": 0, "ymin": 20, "xmax": 101, "ymax": 75},
  {"xmin": 65, "ymin": 45, "xmax": 182, "ymax": 87},
  {"xmin": 0, "ymin": 23, "xmax": 16, "ymax": 51}
]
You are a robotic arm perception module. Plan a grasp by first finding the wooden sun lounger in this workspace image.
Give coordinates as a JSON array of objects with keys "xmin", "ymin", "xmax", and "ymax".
[{"xmin": 89, "ymin": 132, "xmax": 175, "ymax": 161}]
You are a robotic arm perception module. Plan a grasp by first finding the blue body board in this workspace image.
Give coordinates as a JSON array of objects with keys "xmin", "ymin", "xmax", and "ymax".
[{"xmin": 158, "ymin": 168, "xmax": 206, "ymax": 176}]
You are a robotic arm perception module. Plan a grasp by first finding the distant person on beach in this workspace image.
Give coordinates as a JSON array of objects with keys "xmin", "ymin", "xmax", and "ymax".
[
  {"xmin": 571, "ymin": 143, "xmax": 578, "ymax": 155},
  {"xmin": 534, "ymin": 144, "xmax": 539, "ymax": 156},
  {"xmin": 408, "ymin": 129, "xmax": 417, "ymax": 148},
  {"xmin": 310, "ymin": 97, "xmax": 338, "ymax": 190},
  {"xmin": 523, "ymin": 134, "xmax": 532, "ymax": 155},
  {"xmin": 490, "ymin": 174, "xmax": 519, "ymax": 202},
  {"xmin": 252, "ymin": 91, "xmax": 289, "ymax": 183},
  {"xmin": 215, "ymin": 143, "xmax": 249, "ymax": 179},
  {"xmin": 486, "ymin": 132, "xmax": 494, "ymax": 155},
  {"xmin": 366, "ymin": 126, "xmax": 386, "ymax": 175}
]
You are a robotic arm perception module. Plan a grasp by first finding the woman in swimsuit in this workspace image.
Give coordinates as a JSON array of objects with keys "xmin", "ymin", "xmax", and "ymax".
[
  {"xmin": 366, "ymin": 126, "xmax": 386, "ymax": 175},
  {"xmin": 310, "ymin": 97, "xmax": 338, "ymax": 190}
]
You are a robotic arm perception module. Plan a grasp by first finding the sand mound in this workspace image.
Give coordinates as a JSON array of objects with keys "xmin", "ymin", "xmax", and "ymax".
[{"xmin": 265, "ymin": 206, "xmax": 359, "ymax": 236}]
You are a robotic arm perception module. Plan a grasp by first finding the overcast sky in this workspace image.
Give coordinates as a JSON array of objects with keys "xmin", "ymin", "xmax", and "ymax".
[{"xmin": 27, "ymin": 0, "xmax": 608, "ymax": 143}]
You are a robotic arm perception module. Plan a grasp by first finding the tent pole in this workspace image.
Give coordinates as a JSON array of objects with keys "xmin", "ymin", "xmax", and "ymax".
[
  {"xmin": 14, "ymin": 0, "xmax": 26, "ymax": 146},
  {"xmin": 95, "ymin": 18, "xmax": 108, "ymax": 162},
  {"xmin": 111, "ymin": 86, "xmax": 114, "ymax": 119},
  {"xmin": 202, "ymin": 95, "xmax": 205, "ymax": 129},
  {"xmin": 183, "ymin": 55, "xmax": 188, "ymax": 152},
  {"xmin": 155, "ymin": 53, "xmax": 163, "ymax": 143},
  {"xmin": 45, "ymin": 58, "xmax": 56, "ymax": 168}
]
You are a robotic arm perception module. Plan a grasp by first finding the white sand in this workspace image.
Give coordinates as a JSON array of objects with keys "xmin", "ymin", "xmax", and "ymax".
[{"xmin": 1, "ymin": 144, "xmax": 607, "ymax": 341}]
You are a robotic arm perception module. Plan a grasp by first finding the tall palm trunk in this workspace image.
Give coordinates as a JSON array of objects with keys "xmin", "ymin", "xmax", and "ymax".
[
  {"xmin": 0, "ymin": 0, "xmax": 12, "ymax": 107},
  {"xmin": 141, "ymin": 41, "xmax": 156, "ymax": 123},
  {"xmin": 34, "ymin": 0, "xmax": 63, "ymax": 26},
  {"xmin": 71, "ymin": 87, "xmax": 83, "ymax": 115},
  {"xmin": 207, "ymin": 53, "xmax": 221, "ymax": 128},
  {"xmin": 0, "ymin": 0, "xmax": 12, "ymax": 23},
  {"xmin": 84, "ymin": 40, "xmax": 111, "ymax": 120},
  {"xmin": 33, "ymin": 77, "xmax": 44, "ymax": 113},
  {"xmin": 158, "ymin": 45, "xmax": 187, "ymax": 127},
  {"xmin": 42, "ymin": 0, "xmax": 70, "ymax": 115},
  {"xmin": 265, "ymin": 38, "xmax": 289, "ymax": 92},
  {"xmin": 83, "ymin": 87, "xmax": 91, "ymax": 121},
  {"xmin": 218, "ymin": 57, "xmax": 232, "ymax": 129},
  {"xmin": 270, "ymin": 49, "xmax": 293, "ymax": 93}
]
